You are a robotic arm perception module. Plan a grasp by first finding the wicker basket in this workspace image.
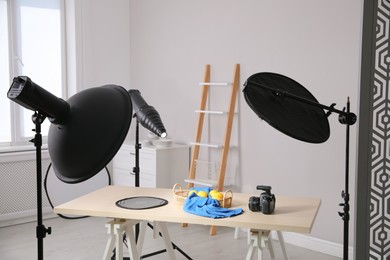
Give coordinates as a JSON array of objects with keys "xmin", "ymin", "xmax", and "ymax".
[{"xmin": 172, "ymin": 183, "xmax": 233, "ymax": 208}]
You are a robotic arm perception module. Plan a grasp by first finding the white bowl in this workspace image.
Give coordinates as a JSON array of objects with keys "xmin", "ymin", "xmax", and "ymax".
[{"xmin": 152, "ymin": 139, "xmax": 173, "ymax": 147}]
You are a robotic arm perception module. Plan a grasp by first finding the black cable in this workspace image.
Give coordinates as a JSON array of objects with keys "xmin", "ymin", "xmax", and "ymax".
[{"xmin": 43, "ymin": 162, "xmax": 111, "ymax": 220}]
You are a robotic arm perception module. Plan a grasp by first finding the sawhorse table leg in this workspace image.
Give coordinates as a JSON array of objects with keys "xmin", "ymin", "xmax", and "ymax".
[
  {"xmin": 153, "ymin": 222, "xmax": 177, "ymax": 259},
  {"xmin": 103, "ymin": 219, "xmax": 141, "ymax": 260},
  {"xmin": 276, "ymin": 231, "xmax": 288, "ymax": 260},
  {"xmin": 103, "ymin": 219, "xmax": 177, "ymax": 260},
  {"xmin": 246, "ymin": 230, "xmax": 289, "ymax": 260}
]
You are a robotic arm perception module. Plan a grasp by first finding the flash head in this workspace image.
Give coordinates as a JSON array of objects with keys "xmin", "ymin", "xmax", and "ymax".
[{"xmin": 7, "ymin": 76, "xmax": 70, "ymax": 124}]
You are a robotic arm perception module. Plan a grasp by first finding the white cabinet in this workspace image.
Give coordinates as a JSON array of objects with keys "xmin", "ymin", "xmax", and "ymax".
[{"xmin": 112, "ymin": 143, "xmax": 190, "ymax": 188}]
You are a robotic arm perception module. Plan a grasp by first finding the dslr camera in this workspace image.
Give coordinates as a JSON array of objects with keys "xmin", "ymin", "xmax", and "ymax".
[{"xmin": 248, "ymin": 185, "xmax": 276, "ymax": 214}]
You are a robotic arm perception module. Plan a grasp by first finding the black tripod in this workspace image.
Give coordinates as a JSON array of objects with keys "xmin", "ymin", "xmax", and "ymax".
[
  {"xmin": 243, "ymin": 72, "xmax": 357, "ymax": 260},
  {"xmin": 268, "ymin": 88, "xmax": 356, "ymax": 260},
  {"xmin": 31, "ymin": 112, "xmax": 52, "ymax": 260},
  {"xmin": 112, "ymin": 118, "xmax": 191, "ymax": 260}
]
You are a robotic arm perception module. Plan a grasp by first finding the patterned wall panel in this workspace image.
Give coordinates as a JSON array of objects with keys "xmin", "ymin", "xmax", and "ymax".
[{"xmin": 370, "ymin": 0, "xmax": 390, "ymax": 259}]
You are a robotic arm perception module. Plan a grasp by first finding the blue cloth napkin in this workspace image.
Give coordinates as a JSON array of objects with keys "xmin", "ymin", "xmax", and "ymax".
[{"xmin": 183, "ymin": 187, "xmax": 243, "ymax": 218}]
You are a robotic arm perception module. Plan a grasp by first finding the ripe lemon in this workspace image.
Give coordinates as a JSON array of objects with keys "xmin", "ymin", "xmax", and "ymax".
[
  {"xmin": 188, "ymin": 190, "xmax": 197, "ymax": 196},
  {"xmin": 197, "ymin": 190, "xmax": 208, "ymax": 198},
  {"xmin": 211, "ymin": 191, "xmax": 223, "ymax": 200}
]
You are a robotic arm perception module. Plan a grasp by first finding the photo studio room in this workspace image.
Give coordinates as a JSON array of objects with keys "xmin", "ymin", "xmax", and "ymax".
[{"xmin": 0, "ymin": 0, "xmax": 389, "ymax": 260}]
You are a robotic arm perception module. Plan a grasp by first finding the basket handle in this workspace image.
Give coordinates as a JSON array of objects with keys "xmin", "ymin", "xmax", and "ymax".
[
  {"xmin": 222, "ymin": 189, "xmax": 233, "ymax": 208},
  {"xmin": 224, "ymin": 189, "xmax": 233, "ymax": 199},
  {"xmin": 173, "ymin": 183, "xmax": 182, "ymax": 195}
]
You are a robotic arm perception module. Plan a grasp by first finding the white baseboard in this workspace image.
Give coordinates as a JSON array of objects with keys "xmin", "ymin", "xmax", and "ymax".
[
  {"xmin": 273, "ymin": 231, "xmax": 354, "ymax": 259},
  {"xmin": 0, "ymin": 207, "xmax": 56, "ymax": 228}
]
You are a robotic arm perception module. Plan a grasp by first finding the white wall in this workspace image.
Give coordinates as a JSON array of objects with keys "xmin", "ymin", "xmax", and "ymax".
[
  {"xmin": 75, "ymin": 0, "xmax": 364, "ymax": 250},
  {"xmin": 128, "ymin": 0, "xmax": 363, "ymax": 247},
  {"xmin": 73, "ymin": 0, "xmax": 131, "ymax": 90}
]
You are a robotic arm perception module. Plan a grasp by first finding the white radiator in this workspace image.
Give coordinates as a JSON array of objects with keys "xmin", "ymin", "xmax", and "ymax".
[
  {"xmin": 0, "ymin": 149, "xmax": 111, "ymax": 227},
  {"xmin": 0, "ymin": 150, "xmax": 52, "ymax": 226}
]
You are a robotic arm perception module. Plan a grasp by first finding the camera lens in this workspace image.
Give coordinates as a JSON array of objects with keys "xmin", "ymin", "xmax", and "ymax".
[{"xmin": 248, "ymin": 196, "xmax": 261, "ymax": 212}]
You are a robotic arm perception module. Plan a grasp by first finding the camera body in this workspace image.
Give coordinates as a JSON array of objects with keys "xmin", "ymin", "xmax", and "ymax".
[{"xmin": 248, "ymin": 185, "xmax": 276, "ymax": 214}]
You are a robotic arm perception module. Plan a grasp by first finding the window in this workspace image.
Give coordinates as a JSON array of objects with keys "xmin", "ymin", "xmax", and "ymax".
[
  {"xmin": 0, "ymin": 0, "xmax": 11, "ymax": 143},
  {"xmin": 0, "ymin": 0, "xmax": 65, "ymax": 148}
]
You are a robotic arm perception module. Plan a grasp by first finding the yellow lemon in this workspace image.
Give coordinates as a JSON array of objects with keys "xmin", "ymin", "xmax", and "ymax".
[
  {"xmin": 197, "ymin": 190, "xmax": 208, "ymax": 198},
  {"xmin": 210, "ymin": 189, "xmax": 218, "ymax": 195},
  {"xmin": 211, "ymin": 191, "xmax": 223, "ymax": 200},
  {"xmin": 210, "ymin": 189, "xmax": 223, "ymax": 199},
  {"xmin": 188, "ymin": 190, "xmax": 197, "ymax": 196}
]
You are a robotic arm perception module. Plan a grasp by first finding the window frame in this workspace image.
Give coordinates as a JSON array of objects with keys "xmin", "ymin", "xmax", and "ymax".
[{"xmin": 1, "ymin": 0, "xmax": 67, "ymax": 151}]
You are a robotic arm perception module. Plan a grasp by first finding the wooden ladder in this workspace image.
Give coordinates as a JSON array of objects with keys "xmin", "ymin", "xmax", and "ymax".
[{"xmin": 184, "ymin": 64, "xmax": 240, "ymax": 235}]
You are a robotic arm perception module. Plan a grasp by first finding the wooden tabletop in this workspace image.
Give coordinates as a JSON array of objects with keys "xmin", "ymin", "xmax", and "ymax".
[{"xmin": 54, "ymin": 185, "xmax": 321, "ymax": 233}]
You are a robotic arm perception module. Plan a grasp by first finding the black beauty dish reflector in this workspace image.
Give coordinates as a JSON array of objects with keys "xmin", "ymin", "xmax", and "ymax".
[
  {"xmin": 48, "ymin": 85, "xmax": 132, "ymax": 183},
  {"xmin": 8, "ymin": 76, "xmax": 133, "ymax": 183}
]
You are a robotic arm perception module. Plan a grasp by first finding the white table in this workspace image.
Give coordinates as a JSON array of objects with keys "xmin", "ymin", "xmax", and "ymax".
[{"xmin": 54, "ymin": 186, "xmax": 321, "ymax": 259}]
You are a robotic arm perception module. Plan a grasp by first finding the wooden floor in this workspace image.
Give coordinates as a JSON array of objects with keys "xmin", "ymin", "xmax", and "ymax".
[{"xmin": 0, "ymin": 216, "xmax": 341, "ymax": 260}]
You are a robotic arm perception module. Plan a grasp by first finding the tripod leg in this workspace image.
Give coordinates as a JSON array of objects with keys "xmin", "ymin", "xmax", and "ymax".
[{"xmin": 32, "ymin": 112, "xmax": 50, "ymax": 260}]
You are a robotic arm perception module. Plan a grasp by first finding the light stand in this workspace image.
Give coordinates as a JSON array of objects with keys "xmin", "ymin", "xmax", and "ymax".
[
  {"xmin": 114, "ymin": 90, "xmax": 191, "ymax": 259},
  {"xmin": 133, "ymin": 119, "xmax": 141, "ymax": 188},
  {"xmin": 31, "ymin": 112, "xmax": 52, "ymax": 260},
  {"xmin": 7, "ymin": 76, "xmax": 69, "ymax": 260},
  {"xmin": 340, "ymin": 99, "xmax": 352, "ymax": 260},
  {"xmin": 134, "ymin": 119, "xmax": 141, "ymax": 242},
  {"xmin": 243, "ymin": 72, "xmax": 357, "ymax": 260},
  {"xmin": 269, "ymin": 87, "xmax": 355, "ymax": 260},
  {"xmin": 116, "ymin": 120, "xmax": 191, "ymax": 259},
  {"xmin": 7, "ymin": 76, "xmax": 133, "ymax": 260},
  {"xmin": 8, "ymin": 76, "xmax": 188, "ymax": 259}
]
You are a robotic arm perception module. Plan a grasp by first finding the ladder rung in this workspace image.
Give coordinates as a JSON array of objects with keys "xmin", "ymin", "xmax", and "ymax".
[
  {"xmin": 195, "ymin": 110, "xmax": 225, "ymax": 115},
  {"xmin": 198, "ymin": 82, "xmax": 231, "ymax": 86},
  {"xmin": 195, "ymin": 159, "xmax": 217, "ymax": 165},
  {"xmin": 195, "ymin": 110, "xmax": 238, "ymax": 115},
  {"xmin": 184, "ymin": 179, "xmax": 217, "ymax": 187},
  {"xmin": 190, "ymin": 142, "xmax": 222, "ymax": 148}
]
